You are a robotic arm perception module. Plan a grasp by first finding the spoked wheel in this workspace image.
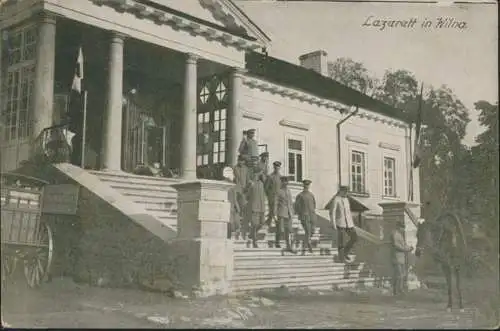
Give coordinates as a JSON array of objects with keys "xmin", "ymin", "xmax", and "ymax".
[
  {"xmin": 23, "ymin": 223, "xmax": 53, "ymax": 288},
  {"xmin": 1, "ymin": 253, "xmax": 17, "ymax": 292}
]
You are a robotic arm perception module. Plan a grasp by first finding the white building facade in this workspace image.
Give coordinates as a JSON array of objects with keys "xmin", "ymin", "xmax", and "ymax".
[{"xmin": 0, "ymin": 0, "xmax": 421, "ymax": 221}]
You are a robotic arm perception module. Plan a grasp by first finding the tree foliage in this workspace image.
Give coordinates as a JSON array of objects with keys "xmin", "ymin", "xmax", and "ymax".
[{"xmin": 327, "ymin": 57, "xmax": 377, "ymax": 94}]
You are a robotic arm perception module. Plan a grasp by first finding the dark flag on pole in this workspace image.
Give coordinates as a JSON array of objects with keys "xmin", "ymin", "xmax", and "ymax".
[{"xmin": 412, "ymin": 83, "xmax": 424, "ymax": 168}]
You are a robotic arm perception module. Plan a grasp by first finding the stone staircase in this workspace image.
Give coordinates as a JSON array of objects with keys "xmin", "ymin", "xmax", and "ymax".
[
  {"xmin": 231, "ymin": 245, "xmax": 379, "ymax": 294},
  {"xmin": 89, "ymin": 170, "xmax": 179, "ymax": 231}
]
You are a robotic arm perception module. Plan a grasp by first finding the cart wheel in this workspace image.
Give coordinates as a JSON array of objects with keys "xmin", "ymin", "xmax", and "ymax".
[
  {"xmin": 24, "ymin": 223, "xmax": 53, "ymax": 288},
  {"xmin": 1, "ymin": 253, "xmax": 17, "ymax": 291}
]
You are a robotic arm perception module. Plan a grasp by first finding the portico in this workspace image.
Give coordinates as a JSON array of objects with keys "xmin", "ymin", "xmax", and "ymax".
[{"xmin": 0, "ymin": 0, "xmax": 269, "ymax": 176}]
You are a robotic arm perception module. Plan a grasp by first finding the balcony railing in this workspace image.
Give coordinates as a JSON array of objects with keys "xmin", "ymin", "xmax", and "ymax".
[{"xmin": 30, "ymin": 124, "xmax": 72, "ymax": 164}]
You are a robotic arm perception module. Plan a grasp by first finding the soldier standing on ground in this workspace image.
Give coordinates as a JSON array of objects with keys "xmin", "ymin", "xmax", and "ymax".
[
  {"xmin": 265, "ymin": 161, "xmax": 282, "ymax": 227},
  {"xmin": 329, "ymin": 185, "xmax": 358, "ymax": 263},
  {"xmin": 276, "ymin": 176, "xmax": 297, "ymax": 253},
  {"xmin": 391, "ymin": 219, "xmax": 414, "ymax": 296},
  {"xmin": 244, "ymin": 169, "xmax": 267, "ymax": 248},
  {"xmin": 294, "ymin": 179, "xmax": 316, "ymax": 255}
]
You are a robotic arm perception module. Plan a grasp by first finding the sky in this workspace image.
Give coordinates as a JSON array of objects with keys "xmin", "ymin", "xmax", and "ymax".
[{"xmin": 236, "ymin": 0, "xmax": 498, "ymax": 146}]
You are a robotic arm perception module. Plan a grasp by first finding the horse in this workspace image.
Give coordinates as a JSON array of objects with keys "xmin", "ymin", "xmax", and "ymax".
[{"xmin": 415, "ymin": 212, "xmax": 468, "ymax": 312}]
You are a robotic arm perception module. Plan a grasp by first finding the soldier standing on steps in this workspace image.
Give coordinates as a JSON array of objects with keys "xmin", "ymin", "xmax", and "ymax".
[
  {"xmin": 238, "ymin": 129, "xmax": 259, "ymax": 182},
  {"xmin": 244, "ymin": 169, "xmax": 266, "ymax": 248},
  {"xmin": 265, "ymin": 161, "xmax": 282, "ymax": 227},
  {"xmin": 276, "ymin": 176, "xmax": 296, "ymax": 253},
  {"xmin": 294, "ymin": 179, "xmax": 316, "ymax": 255},
  {"xmin": 233, "ymin": 154, "xmax": 248, "ymax": 189},
  {"xmin": 258, "ymin": 152, "xmax": 270, "ymax": 178}
]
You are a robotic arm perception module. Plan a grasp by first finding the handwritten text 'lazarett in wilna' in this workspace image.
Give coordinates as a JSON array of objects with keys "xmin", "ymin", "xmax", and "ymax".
[{"xmin": 362, "ymin": 16, "xmax": 467, "ymax": 30}]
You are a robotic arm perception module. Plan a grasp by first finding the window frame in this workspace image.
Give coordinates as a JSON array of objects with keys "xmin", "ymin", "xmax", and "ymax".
[
  {"xmin": 284, "ymin": 133, "xmax": 306, "ymax": 183},
  {"xmin": 1, "ymin": 23, "xmax": 37, "ymax": 145},
  {"xmin": 382, "ymin": 155, "xmax": 397, "ymax": 198},
  {"xmin": 348, "ymin": 147, "xmax": 368, "ymax": 195},
  {"xmin": 196, "ymin": 74, "xmax": 229, "ymax": 167}
]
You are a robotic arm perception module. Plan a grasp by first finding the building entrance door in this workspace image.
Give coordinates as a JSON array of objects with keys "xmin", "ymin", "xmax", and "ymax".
[{"xmin": 122, "ymin": 98, "xmax": 169, "ymax": 173}]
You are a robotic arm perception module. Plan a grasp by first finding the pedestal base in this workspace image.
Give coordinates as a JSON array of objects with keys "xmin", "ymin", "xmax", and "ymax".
[{"xmin": 169, "ymin": 238, "xmax": 234, "ymax": 297}]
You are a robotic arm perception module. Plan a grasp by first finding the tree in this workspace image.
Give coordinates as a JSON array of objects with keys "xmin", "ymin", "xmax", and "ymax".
[
  {"xmin": 470, "ymin": 101, "xmax": 499, "ymax": 236},
  {"xmin": 327, "ymin": 57, "xmax": 377, "ymax": 94},
  {"xmin": 418, "ymin": 86, "xmax": 471, "ymax": 218},
  {"xmin": 373, "ymin": 69, "xmax": 419, "ymax": 113}
]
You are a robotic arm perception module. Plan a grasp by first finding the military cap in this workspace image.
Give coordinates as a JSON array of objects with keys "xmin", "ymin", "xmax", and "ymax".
[
  {"xmin": 247, "ymin": 129, "xmax": 256, "ymax": 133},
  {"xmin": 273, "ymin": 161, "xmax": 282, "ymax": 167},
  {"xmin": 302, "ymin": 179, "xmax": 312, "ymax": 185}
]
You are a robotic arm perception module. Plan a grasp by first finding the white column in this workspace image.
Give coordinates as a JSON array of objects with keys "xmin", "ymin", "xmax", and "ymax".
[
  {"xmin": 180, "ymin": 53, "xmax": 198, "ymax": 179},
  {"xmin": 102, "ymin": 32, "xmax": 125, "ymax": 171},
  {"xmin": 228, "ymin": 68, "xmax": 244, "ymax": 167},
  {"xmin": 32, "ymin": 12, "xmax": 56, "ymax": 138}
]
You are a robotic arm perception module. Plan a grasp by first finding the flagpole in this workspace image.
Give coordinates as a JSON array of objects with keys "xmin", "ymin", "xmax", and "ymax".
[
  {"xmin": 409, "ymin": 122, "xmax": 414, "ymax": 201},
  {"xmin": 81, "ymin": 90, "xmax": 88, "ymax": 168},
  {"xmin": 410, "ymin": 82, "xmax": 424, "ymax": 201}
]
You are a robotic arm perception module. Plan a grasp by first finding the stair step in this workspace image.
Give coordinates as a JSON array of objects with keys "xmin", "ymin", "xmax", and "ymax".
[
  {"xmin": 101, "ymin": 180, "xmax": 177, "ymax": 192},
  {"xmin": 110, "ymin": 186, "xmax": 177, "ymax": 196},
  {"xmin": 233, "ymin": 269, "xmax": 363, "ymax": 281},
  {"xmin": 234, "ymin": 256, "xmax": 339, "ymax": 264},
  {"xmin": 234, "ymin": 246, "xmax": 337, "ymax": 254},
  {"xmin": 231, "ymin": 274, "xmax": 375, "ymax": 290},
  {"xmin": 147, "ymin": 209, "xmax": 178, "ymax": 219},
  {"xmin": 234, "ymin": 260, "xmax": 349, "ymax": 270},
  {"xmin": 90, "ymin": 171, "xmax": 179, "ymax": 184},
  {"xmin": 135, "ymin": 201, "xmax": 176, "ymax": 210},
  {"xmin": 122, "ymin": 191, "xmax": 177, "ymax": 201},
  {"xmin": 231, "ymin": 277, "xmax": 377, "ymax": 293}
]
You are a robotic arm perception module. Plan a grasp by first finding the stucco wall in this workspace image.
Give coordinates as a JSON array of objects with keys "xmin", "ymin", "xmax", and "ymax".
[{"xmin": 240, "ymin": 77, "xmax": 419, "ymax": 217}]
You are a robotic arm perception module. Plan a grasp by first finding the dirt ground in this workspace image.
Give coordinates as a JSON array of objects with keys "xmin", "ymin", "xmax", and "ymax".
[{"xmin": 2, "ymin": 274, "xmax": 498, "ymax": 329}]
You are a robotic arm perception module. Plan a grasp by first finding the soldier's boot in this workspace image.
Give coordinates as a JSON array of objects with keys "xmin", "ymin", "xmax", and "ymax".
[
  {"xmin": 275, "ymin": 226, "xmax": 282, "ymax": 248},
  {"xmin": 284, "ymin": 231, "xmax": 296, "ymax": 254},
  {"xmin": 251, "ymin": 227, "xmax": 259, "ymax": 248}
]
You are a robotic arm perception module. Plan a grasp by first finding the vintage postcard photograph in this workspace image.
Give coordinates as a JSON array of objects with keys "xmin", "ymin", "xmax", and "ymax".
[{"xmin": 0, "ymin": 0, "xmax": 498, "ymax": 329}]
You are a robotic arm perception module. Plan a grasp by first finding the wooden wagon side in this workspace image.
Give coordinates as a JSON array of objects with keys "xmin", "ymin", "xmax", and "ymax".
[{"xmin": 1, "ymin": 173, "xmax": 53, "ymax": 289}]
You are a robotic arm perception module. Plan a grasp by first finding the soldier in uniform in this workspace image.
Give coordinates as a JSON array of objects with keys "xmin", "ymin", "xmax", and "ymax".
[
  {"xmin": 294, "ymin": 179, "xmax": 316, "ymax": 254},
  {"xmin": 226, "ymin": 176, "xmax": 241, "ymax": 239},
  {"xmin": 265, "ymin": 161, "xmax": 282, "ymax": 226},
  {"xmin": 238, "ymin": 129, "xmax": 259, "ymax": 179},
  {"xmin": 275, "ymin": 176, "xmax": 296, "ymax": 253},
  {"xmin": 244, "ymin": 169, "xmax": 266, "ymax": 248},
  {"xmin": 391, "ymin": 219, "xmax": 414, "ymax": 296},
  {"xmin": 258, "ymin": 152, "xmax": 270, "ymax": 177},
  {"xmin": 329, "ymin": 185, "xmax": 358, "ymax": 263},
  {"xmin": 233, "ymin": 154, "xmax": 248, "ymax": 189}
]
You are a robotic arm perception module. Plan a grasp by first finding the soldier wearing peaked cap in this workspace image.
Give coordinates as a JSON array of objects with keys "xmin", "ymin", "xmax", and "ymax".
[
  {"xmin": 244, "ymin": 168, "xmax": 266, "ymax": 248},
  {"xmin": 276, "ymin": 176, "xmax": 297, "ymax": 253},
  {"xmin": 238, "ymin": 129, "xmax": 259, "ymax": 181},
  {"xmin": 258, "ymin": 151, "xmax": 270, "ymax": 177},
  {"xmin": 233, "ymin": 154, "xmax": 248, "ymax": 191},
  {"xmin": 294, "ymin": 179, "xmax": 316, "ymax": 254},
  {"xmin": 265, "ymin": 160, "xmax": 282, "ymax": 231},
  {"xmin": 329, "ymin": 185, "xmax": 358, "ymax": 263}
]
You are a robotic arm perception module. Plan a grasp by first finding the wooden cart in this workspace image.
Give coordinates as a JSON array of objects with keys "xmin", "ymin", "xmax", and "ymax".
[{"xmin": 1, "ymin": 172, "xmax": 53, "ymax": 290}]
